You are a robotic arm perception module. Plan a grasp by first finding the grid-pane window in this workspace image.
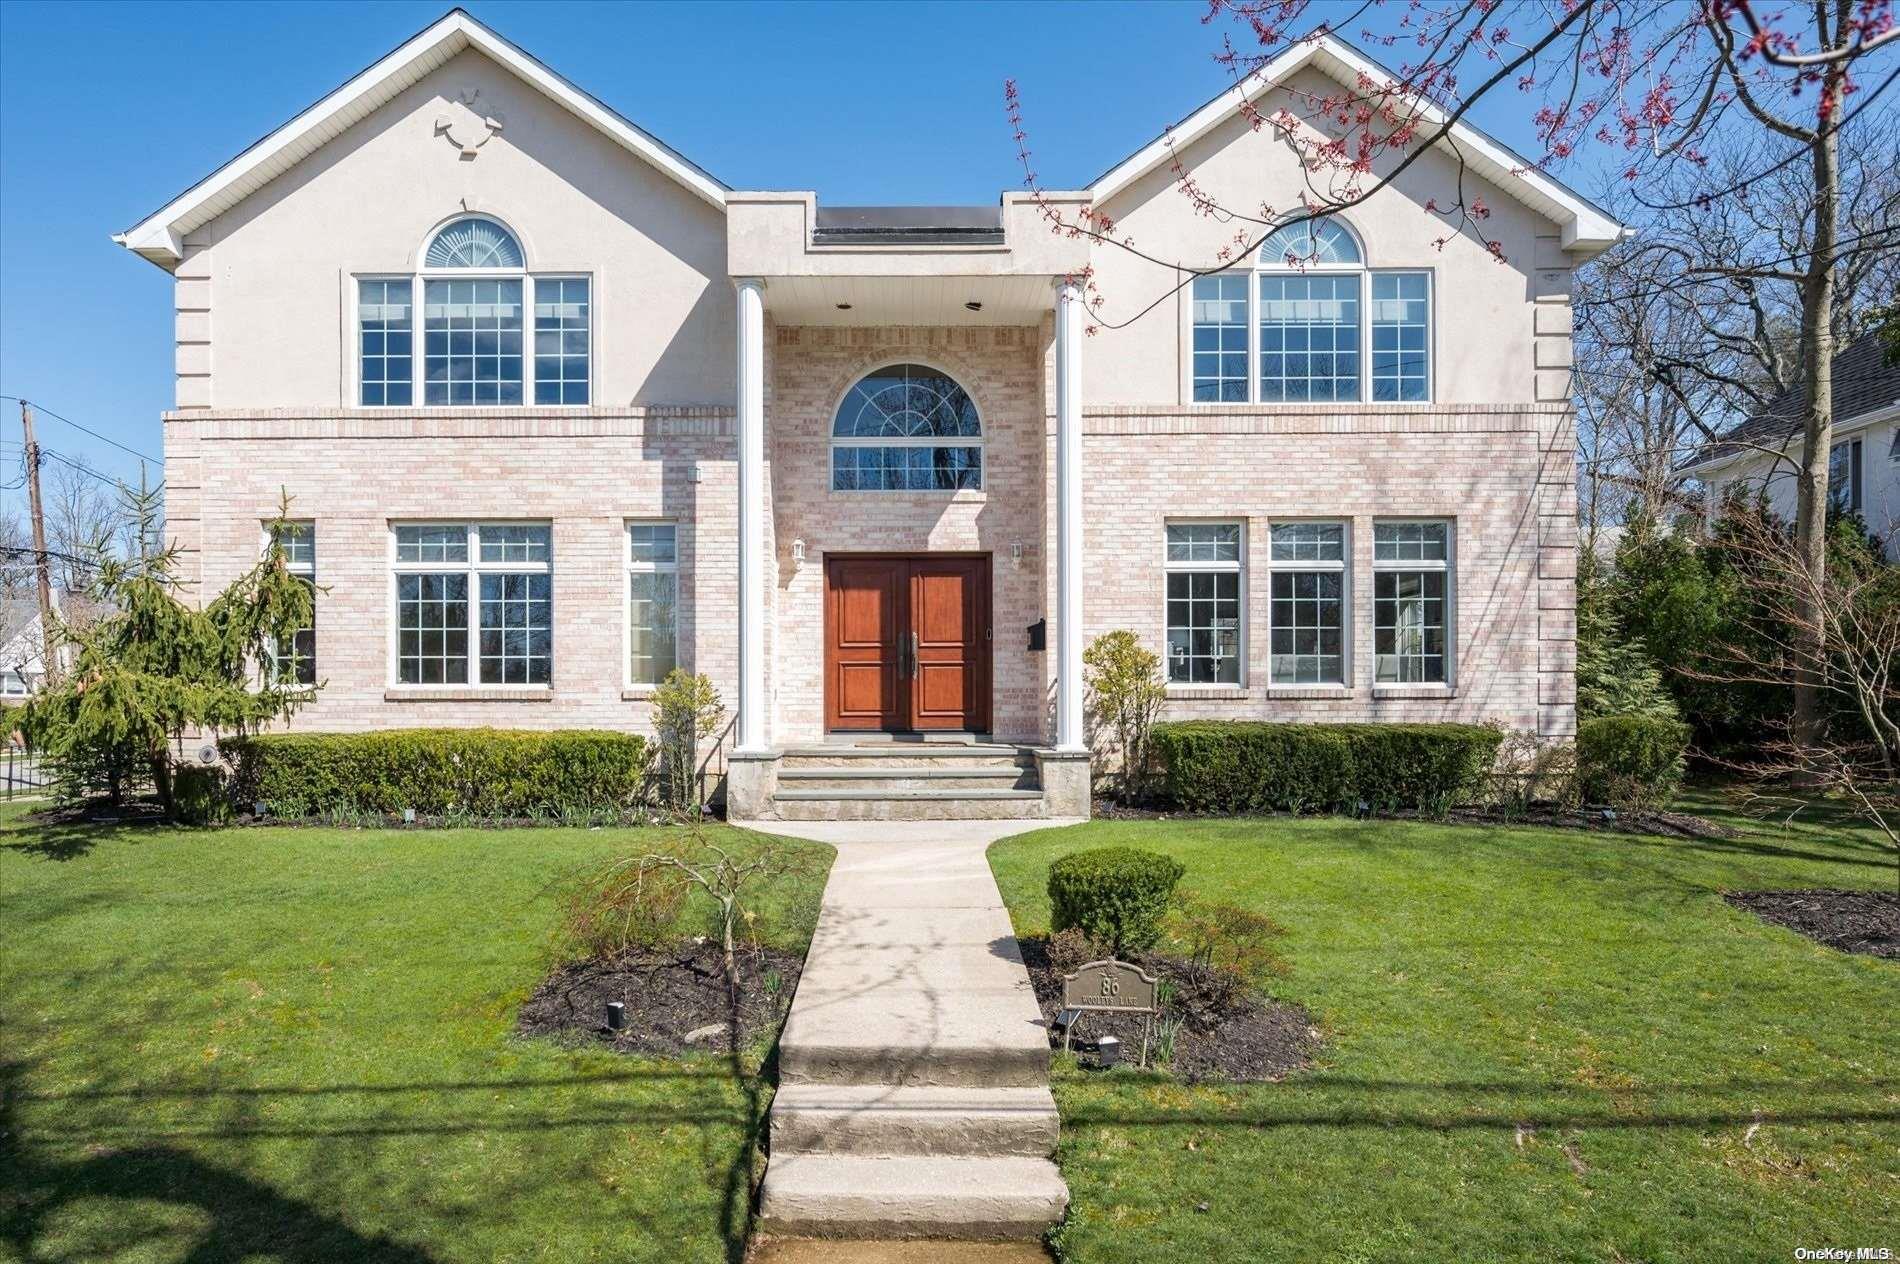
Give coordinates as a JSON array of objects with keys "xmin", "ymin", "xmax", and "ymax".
[
  {"xmin": 831, "ymin": 445, "xmax": 982, "ymax": 491},
  {"xmin": 1164, "ymin": 523, "xmax": 1243, "ymax": 684},
  {"xmin": 392, "ymin": 523, "xmax": 551, "ymax": 686},
  {"xmin": 1191, "ymin": 275, "xmax": 1249, "ymax": 402},
  {"xmin": 1374, "ymin": 521, "xmax": 1452, "ymax": 684},
  {"xmin": 1370, "ymin": 273, "xmax": 1431, "ymax": 402},
  {"xmin": 270, "ymin": 521, "xmax": 317, "ymax": 686},
  {"xmin": 1269, "ymin": 522, "xmax": 1346, "ymax": 684},
  {"xmin": 1828, "ymin": 439, "xmax": 1863, "ymax": 514},
  {"xmin": 628, "ymin": 523, "xmax": 678, "ymax": 686},
  {"xmin": 1258, "ymin": 273, "xmax": 1361, "ymax": 402},
  {"xmin": 830, "ymin": 364, "xmax": 984, "ymax": 491},
  {"xmin": 534, "ymin": 277, "xmax": 590, "ymax": 405},
  {"xmin": 358, "ymin": 281, "xmax": 413, "ymax": 407},
  {"xmin": 423, "ymin": 279, "xmax": 523, "ymax": 406}
]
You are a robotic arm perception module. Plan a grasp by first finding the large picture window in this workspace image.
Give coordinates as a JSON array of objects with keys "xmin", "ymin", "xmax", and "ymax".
[
  {"xmin": 1268, "ymin": 522, "xmax": 1346, "ymax": 684},
  {"xmin": 357, "ymin": 217, "xmax": 589, "ymax": 408},
  {"xmin": 831, "ymin": 363, "xmax": 983, "ymax": 491},
  {"xmin": 627, "ymin": 522, "xmax": 678, "ymax": 686},
  {"xmin": 1191, "ymin": 217, "xmax": 1432, "ymax": 404},
  {"xmin": 392, "ymin": 522, "xmax": 551, "ymax": 686},
  {"xmin": 1373, "ymin": 520, "xmax": 1453, "ymax": 685},
  {"xmin": 1164, "ymin": 522, "xmax": 1243, "ymax": 685}
]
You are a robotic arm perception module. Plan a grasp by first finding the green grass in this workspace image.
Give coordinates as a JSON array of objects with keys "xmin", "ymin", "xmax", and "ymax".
[
  {"xmin": 0, "ymin": 805, "xmax": 831, "ymax": 1264},
  {"xmin": 988, "ymin": 793, "xmax": 1899, "ymax": 1264}
]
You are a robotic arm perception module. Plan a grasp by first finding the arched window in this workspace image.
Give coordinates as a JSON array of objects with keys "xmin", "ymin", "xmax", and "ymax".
[
  {"xmin": 1190, "ymin": 215, "xmax": 1432, "ymax": 404},
  {"xmin": 354, "ymin": 215, "xmax": 591, "ymax": 407},
  {"xmin": 831, "ymin": 364, "xmax": 983, "ymax": 491}
]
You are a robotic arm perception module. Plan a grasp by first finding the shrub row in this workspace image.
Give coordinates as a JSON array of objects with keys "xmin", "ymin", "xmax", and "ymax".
[
  {"xmin": 1151, "ymin": 721, "xmax": 1503, "ymax": 815},
  {"xmin": 1576, "ymin": 714, "xmax": 1691, "ymax": 807},
  {"xmin": 224, "ymin": 728, "xmax": 650, "ymax": 818}
]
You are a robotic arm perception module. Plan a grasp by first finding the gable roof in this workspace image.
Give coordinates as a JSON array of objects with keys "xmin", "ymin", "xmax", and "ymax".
[
  {"xmin": 113, "ymin": 8, "xmax": 727, "ymax": 269},
  {"xmin": 1087, "ymin": 32, "xmax": 1626, "ymax": 256},
  {"xmin": 1682, "ymin": 331, "xmax": 1900, "ymax": 470}
]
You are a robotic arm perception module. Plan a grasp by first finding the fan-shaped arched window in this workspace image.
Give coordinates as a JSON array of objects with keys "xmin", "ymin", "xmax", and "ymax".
[
  {"xmin": 1190, "ymin": 215, "xmax": 1432, "ymax": 404},
  {"xmin": 425, "ymin": 217, "xmax": 524, "ymax": 268},
  {"xmin": 354, "ymin": 216, "xmax": 591, "ymax": 407},
  {"xmin": 831, "ymin": 364, "xmax": 983, "ymax": 491}
]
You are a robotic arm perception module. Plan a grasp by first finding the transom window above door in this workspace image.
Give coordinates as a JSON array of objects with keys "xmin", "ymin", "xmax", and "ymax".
[
  {"xmin": 355, "ymin": 216, "xmax": 590, "ymax": 407},
  {"xmin": 1191, "ymin": 216, "xmax": 1432, "ymax": 405},
  {"xmin": 831, "ymin": 363, "xmax": 983, "ymax": 491}
]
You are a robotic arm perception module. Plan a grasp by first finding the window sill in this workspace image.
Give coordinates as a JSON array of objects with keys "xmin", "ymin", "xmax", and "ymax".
[
  {"xmin": 1371, "ymin": 685, "xmax": 1457, "ymax": 700},
  {"xmin": 621, "ymin": 687, "xmax": 659, "ymax": 701},
  {"xmin": 1265, "ymin": 685, "xmax": 1354, "ymax": 700},
  {"xmin": 384, "ymin": 688, "xmax": 553, "ymax": 702},
  {"xmin": 1166, "ymin": 686, "xmax": 1251, "ymax": 701}
]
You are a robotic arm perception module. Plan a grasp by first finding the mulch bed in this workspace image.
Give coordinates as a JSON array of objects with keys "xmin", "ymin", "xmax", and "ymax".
[
  {"xmin": 1723, "ymin": 889, "xmax": 1900, "ymax": 960},
  {"xmin": 1018, "ymin": 937, "xmax": 1320, "ymax": 1083},
  {"xmin": 1092, "ymin": 797, "xmax": 1738, "ymax": 840},
  {"xmin": 517, "ymin": 940, "xmax": 804, "ymax": 1056}
]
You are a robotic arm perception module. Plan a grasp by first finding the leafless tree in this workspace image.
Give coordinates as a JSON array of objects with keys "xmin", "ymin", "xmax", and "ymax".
[{"xmin": 42, "ymin": 460, "xmax": 129, "ymax": 593}]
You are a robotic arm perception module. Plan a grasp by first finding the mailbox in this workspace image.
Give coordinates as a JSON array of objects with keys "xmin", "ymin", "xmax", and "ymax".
[{"xmin": 1026, "ymin": 618, "xmax": 1047, "ymax": 652}]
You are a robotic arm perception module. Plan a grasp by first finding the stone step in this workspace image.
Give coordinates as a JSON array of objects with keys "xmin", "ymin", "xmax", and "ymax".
[
  {"xmin": 770, "ymin": 789, "xmax": 1049, "ymax": 822},
  {"xmin": 769, "ymin": 1084, "xmax": 1059, "ymax": 1157},
  {"xmin": 778, "ymin": 745, "xmax": 1037, "ymax": 772},
  {"xmin": 779, "ymin": 984, "xmax": 1052, "ymax": 1088},
  {"xmin": 778, "ymin": 766, "xmax": 1039, "ymax": 792},
  {"xmin": 757, "ymin": 1154, "xmax": 1069, "ymax": 1240}
]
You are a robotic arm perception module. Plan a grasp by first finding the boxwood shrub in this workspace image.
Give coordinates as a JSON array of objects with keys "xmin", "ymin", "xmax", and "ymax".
[
  {"xmin": 1576, "ymin": 714, "xmax": 1691, "ymax": 807},
  {"xmin": 1151, "ymin": 721, "xmax": 1503, "ymax": 815},
  {"xmin": 224, "ymin": 728, "xmax": 650, "ymax": 819},
  {"xmin": 1047, "ymin": 846, "xmax": 1186, "ymax": 955}
]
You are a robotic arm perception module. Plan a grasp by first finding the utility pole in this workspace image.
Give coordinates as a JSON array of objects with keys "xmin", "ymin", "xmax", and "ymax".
[{"xmin": 20, "ymin": 401, "xmax": 57, "ymax": 685}]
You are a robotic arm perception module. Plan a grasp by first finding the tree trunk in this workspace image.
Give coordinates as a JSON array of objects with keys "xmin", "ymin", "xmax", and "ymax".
[{"xmin": 1790, "ymin": 83, "xmax": 1842, "ymax": 769}]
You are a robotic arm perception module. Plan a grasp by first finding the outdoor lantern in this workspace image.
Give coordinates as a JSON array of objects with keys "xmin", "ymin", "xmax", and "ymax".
[
  {"xmin": 1096, "ymin": 1035, "xmax": 1122, "ymax": 1068},
  {"xmin": 791, "ymin": 538, "xmax": 806, "ymax": 568},
  {"xmin": 606, "ymin": 1001, "xmax": 626, "ymax": 1032}
]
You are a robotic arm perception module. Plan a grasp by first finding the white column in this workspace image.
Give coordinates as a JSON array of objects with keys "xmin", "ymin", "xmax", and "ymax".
[
  {"xmin": 1054, "ymin": 279, "xmax": 1086, "ymax": 752},
  {"xmin": 735, "ymin": 278, "xmax": 768, "ymax": 753}
]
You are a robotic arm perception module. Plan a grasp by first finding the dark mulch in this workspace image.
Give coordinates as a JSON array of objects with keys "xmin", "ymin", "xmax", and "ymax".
[
  {"xmin": 517, "ymin": 940, "xmax": 804, "ymax": 1056},
  {"xmin": 1091, "ymin": 797, "xmax": 1738, "ymax": 840},
  {"xmin": 1724, "ymin": 889, "xmax": 1900, "ymax": 960},
  {"xmin": 1019, "ymin": 937, "xmax": 1320, "ymax": 1083}
]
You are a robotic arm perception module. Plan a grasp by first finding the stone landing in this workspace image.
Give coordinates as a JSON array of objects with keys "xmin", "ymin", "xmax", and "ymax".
[{"xmin": 745, "ymin": 819, "xmax": 1082, "ymax": 1241}]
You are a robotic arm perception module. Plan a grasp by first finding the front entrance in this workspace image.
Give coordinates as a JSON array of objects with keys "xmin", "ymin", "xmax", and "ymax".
[{"xmin": 824, "ymin": 554, "xmax": 992, "ymax": 734}]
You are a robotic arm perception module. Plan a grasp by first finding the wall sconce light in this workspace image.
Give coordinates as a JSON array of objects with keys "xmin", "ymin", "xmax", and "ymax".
[
  {"xmin": 1011, "ymin": 541, "xmax": 1024, "ymax": 566},
  {"xmin": 791, "ymin": 538, "xmax": 806, "ymax": 568}
]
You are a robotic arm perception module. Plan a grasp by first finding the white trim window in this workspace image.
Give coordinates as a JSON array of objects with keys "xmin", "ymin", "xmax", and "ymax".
[
  {"xmin": 831, "ymin": 363, "xmax": 983, "ymax": 491},
  {"xmin": 1164, "ymin": 522, "xmax": 1244, "ymax": 685},
  {"xmin": 1828, "ymin": 437, "xmax": 1863, "ymax": 515},
  {"xmin": 1191, "ymin": 217, "xmax": 1432, "ymax": 404},
  {"xmin": 269, "ymin": 520, "xmax": 317, "ymax": 686},
  {"xmin": 1373, "ymin": 520, "xmax": 1454, "ymax": 685},
  {"xmin": 627, "ymin": 522, "xmax": 678, "ymax": 686},
  {"xmin": 1268, "ymin": 522, "xmax": 1347, "ymax": 685},
  {"xmin": 391, "ymin": 523, "xmax": 552, "ymax": 686},
  {"xmin": 356, "ymin": 216, "xmax": 590, "ymax": 407}
]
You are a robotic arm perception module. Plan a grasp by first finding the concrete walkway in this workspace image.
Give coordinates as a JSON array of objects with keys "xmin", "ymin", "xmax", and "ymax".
[{"xmin": 742, "ymin": 818, "xmax": 1084, "ymax": 1241}]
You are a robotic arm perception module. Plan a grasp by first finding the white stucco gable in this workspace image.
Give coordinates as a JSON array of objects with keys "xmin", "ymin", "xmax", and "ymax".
[
  {"xmin": 1088, "ymin": 32, "xmax": 1626, "ymax": 257},
  {"xmin": 113, "ymin": 7, "xmax": 727, "ymax": 270}
]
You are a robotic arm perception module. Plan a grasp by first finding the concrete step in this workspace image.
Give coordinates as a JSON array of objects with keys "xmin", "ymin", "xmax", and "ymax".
[
  {"xmin": 779, "ymin": 985, "xmax": 1052, "ymax": 1088},
  {"xmin": 779, "ymin": 745, "xmax": 1037, "ymax": 772},
  {"xmin": 771, "ymin": 788, "xmax": 1047, "ymax": 822},
  {"xmin": 757, "ymin": 1154, "xmax": 1069, "ymax": 1240},
  {"xmin": 777, "ymin": 767, "xmax": 1040, "ymax": 792},
  {"xmin": 769, "ymin": 1084, "xmax": 1059, "ymax": 1157}
]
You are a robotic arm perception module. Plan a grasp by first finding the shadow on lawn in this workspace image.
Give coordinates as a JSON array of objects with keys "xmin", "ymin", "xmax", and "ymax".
[{"xmin": 0, "ymin": 816, "xmax": 156, "ymax": 862}]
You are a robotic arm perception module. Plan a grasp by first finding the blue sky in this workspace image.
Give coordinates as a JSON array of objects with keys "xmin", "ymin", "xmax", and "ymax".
[{"xmin": 0, "ymin": 0, "xmax": 1567, "ymax": 498}]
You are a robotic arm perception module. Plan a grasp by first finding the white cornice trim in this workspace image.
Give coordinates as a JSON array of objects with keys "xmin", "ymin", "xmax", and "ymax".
[
  {"xmin": 1087, "ymin": 33, "xmax": 1627, "ymax": 258},
  {"xmin": 113, "ymin": 8, "xmax": 727, "ymax": 270}
]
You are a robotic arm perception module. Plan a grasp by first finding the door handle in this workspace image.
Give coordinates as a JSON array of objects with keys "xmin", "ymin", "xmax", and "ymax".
[{"xmin": 899, "ymin": 631, "xmax": 918, "ymax": 679}]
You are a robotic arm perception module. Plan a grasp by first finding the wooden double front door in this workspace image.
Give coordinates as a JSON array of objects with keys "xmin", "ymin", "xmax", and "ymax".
[{"xmin": 825, "ymin": 554, "xmax": 992, "ymax": 733}]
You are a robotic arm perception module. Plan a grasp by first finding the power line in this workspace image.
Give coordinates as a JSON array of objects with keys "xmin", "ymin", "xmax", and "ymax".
[{"xmin": 0, "ymin": 395, "xmax": 160, "ymax": 465}]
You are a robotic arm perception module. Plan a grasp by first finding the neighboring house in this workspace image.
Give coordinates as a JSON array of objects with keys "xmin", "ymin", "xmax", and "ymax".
[
  {"xmin": 1681, "ymin": 331, "xmax": 1900, "ymax": 550},
  {"xmin": 112, "ymin": 9, "xmax": 1620, "ymax": 819},
  {"xmin": 0, "ymin": 599, "xmax": 48, "ymax": 698}
]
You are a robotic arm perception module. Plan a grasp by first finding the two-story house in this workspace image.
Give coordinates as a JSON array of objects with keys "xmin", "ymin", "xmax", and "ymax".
[{"xmin": 114, "ymin": 9, "xmax": 1621, "ymax": 820}]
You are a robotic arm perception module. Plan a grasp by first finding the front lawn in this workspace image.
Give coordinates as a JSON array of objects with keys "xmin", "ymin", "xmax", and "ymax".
[
  {"xmin": 0, "ymin": 806, "xmax": 830, "ymax": 1264},
  {"xmin": 989, "ymin": 799, "xmax": 1899, "ymax": 1263}
]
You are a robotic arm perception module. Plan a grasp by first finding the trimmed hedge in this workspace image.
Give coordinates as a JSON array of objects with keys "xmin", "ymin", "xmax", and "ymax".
[
  {"xmin": 1047, "ymin": 846, "xmax": 1186, "ymax": 955},
  {"xmin": 1151, "ymin": 721, "xmax": 1503, "ymax": 815},
  {"xmin": 1576, "ymin": 714, "xmax": 1691, "ymax": 807},
  {"xmin": 224, "ymin": 728, "xmax": 650, "ymax": 818}
]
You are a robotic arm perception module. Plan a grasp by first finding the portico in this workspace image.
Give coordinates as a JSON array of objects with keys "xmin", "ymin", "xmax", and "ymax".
[{"xmin": 722, "ymin": 195, "xmax": 1093, "ymax": 820}]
